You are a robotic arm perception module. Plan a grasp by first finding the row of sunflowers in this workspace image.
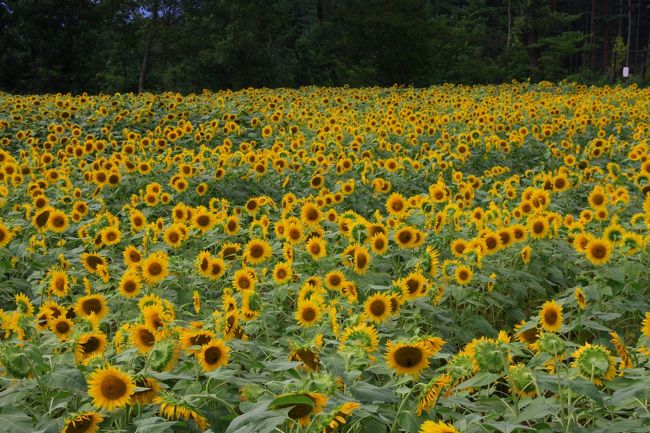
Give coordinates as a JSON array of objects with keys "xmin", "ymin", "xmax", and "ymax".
[{"xmin": 0, "ymin": 82, "xmax": 649, "ymax": 433}]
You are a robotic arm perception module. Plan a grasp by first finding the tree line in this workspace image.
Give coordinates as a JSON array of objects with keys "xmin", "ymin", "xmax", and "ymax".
[{"xmin": 1, "ymin": 0, "xmax": 648, "ymax": 93}]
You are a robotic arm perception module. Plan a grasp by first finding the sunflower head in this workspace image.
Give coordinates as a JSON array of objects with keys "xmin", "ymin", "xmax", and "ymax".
[
  {"xmin": 87, "ymin": 365, "xmax": 135, "ymax": 411},
  {"xmin": 61, "ymin": 412, "xmax": 104, "ymax": 433},
  {"xmin": 386, "ymin": 341, "xmax": 429, "ymax": 377},
  {"xmin": 539, "ymin": 300, "xmax": 563, "ymax": 333},
  {"xmin": 572, "ymin": 343, "xmax": 617, "ymax": 386},
  {"xmin": 508, "ymin": 364, "xmax": 536, "ymax": 398},
  {"xmin": 197, "ymin": 339, "xmax": 230, "ymax": 372}
]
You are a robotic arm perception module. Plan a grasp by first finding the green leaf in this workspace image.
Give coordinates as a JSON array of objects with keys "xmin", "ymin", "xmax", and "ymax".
[
  {"xmin": 225, "ymin": 401, "xmax": 289, "ymax": 433},
  {"xmin": 270, "ymin": 395, "xmax": 314, "ymax": 409},
  {"xmin": 455, "ymin": 372, "xmax": 500, "ymax": 389},
  {"xmin": 134, "ymin": 416, "xmax": 177, "ymax": 433},
  {"xmin": 0, "ymin": 410, "xmax": 33, "ymax": 433},
  {"xmin": 349, "ymin": 381, "xmax": 399, "ymax": 403}
]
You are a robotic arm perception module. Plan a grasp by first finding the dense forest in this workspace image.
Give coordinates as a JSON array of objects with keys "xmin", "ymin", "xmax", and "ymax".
[{"xmin": 1, "ymin": 0, "xmax": 648, "ymax": 93}]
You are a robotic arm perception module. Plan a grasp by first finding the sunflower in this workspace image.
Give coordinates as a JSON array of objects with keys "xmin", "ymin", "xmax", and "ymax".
[
  {"xmin": 244, "ymin": 238, "xmax": 273, "ymax": 265},
  {"xmin": 141, "ymin": 251, "xmax": 169, "ymax": 284},
  {"xmin": 197, "ymin": 339, "xmax": 230, "ymax": 371},
  {"xmin": 87, "ymin": 365, "xmax": 135, "ymax": 411},
  {"xmin": 233, "ymin": 267, "xmax": 256, "ymax": 291},
  {"xmin": 508, "ymin": 364, "xmax": 536, "ymax": 397},
  {"xmin": 352, "ymin": 245, "xmax": 371, "ymax": 275},
  {"xmin": 50, "ymin": 316, "xmax": 74, "ymax": 341},
  {"xmin": 339, "ymin": 323, "xmax": 379, "ymax": 354},
  {"xmin": 642, "ymin": 312, "xmax": 650, "ymax": 337},
  {"xmin": 274, "ymin": 392, "xmax": 328, "ymax": 426},
  {"xmin": 369, "ymin": 232, "xmax": 389, "ymax": 255},
  {"xmin": 75, "ymin": 293, "xmax": 109, "ymax": 320},
  {"xmin": 320, "ymin": 402, "xmax": 360, "ymax": 433},
  {"xmin": 80, "ymin": 253, "xmax": 107, "ymax": 274},
  {"xmin": 575, "ymin": 287, "xmax": 587, "ymax": 309},
  {"xmin": 123, "ymin": 245, "xmax": 142, "ymax": 267},
  {"xmin": 539, "ymin": 300, "xmax": 563, "ymax": 333},
  {"xmin": 584, "ymin": 238, "xmax": 612, "ymax": 266},
  {"xmin": 450, "ymin": 239, "xmax": 468, "ymax": 257},
  {"xmin": 75, "ymin": 332, "xmax": 107, "ymax": 363},
  {"xmin": 163, "ymin": 224, "xmax": 184, "ymax": 248},
  {"xmin": 572, "ymin": 343, "xmax": 617, "ymax": 386},
  {"xmin": 416, "ymin": 374, "xmax": 452, "ymax": 415},
  {"xmin": 301, "ymin": 202, "xmax": 322, "ymax": 227},
  {"xmin": 521, "ymin": 245, "xmax": 532, "ymax": 264},
  {"xmin": 0, "ymin": 221, "xmax": 14, "ymax": 248},
  {"xmin": 130, "ymin": 324, "xmax": 157, "ymax": 354},
  {"xmin": 296, "ymin": 300, "xmax": 322, "ymax": 327},
  {"xmin": 386, "ymin": 341, "xmax": 429, "ymax": 376},
  {"xmin": 399, "ymin": 271, "xmax": 429, "ymax": 300},
  {"xmin": 131, "ymin": 376, "xmax": 160, "ymax": 405},
  {"xmin": 224, "ymin": 215, "xmax": 241, "ymax": 235},
  {"xmin": 130, "ymin": 209, "xmax": 147, "ymax": 231},
  {"xmin": 49, "ymin": 270, "xmax": 69, "ymax": 297},
  {"xmin": 386, "ymin": 193, "xmax": 408, "ymax": 217},
  {"xmin": 285, "ymin": 222, "xmax": 304, "ymax": 245},
  {"xmin": 180, "ymin": 329, "xmax": 214, "ymax": 353},
  {"xmin": 324, "ymin": 270, "xmax": 345, "ymax": 291},
  {"xmin": 193, "ymin": 207, "xmax": 217, "ymax": 232},
  {"xmin": 394, "ymin": 226, "xmax": 417, "ymax": 248},
  {"xmin": 306, "ymin": 237, "xmax": 327, "ymax": 260},
  {"xmin": 273, "ymin": 261, "xmax": 293, "ymax": 284},
  {"xmin": 118, "ymin": 270, "xmax": 142, "ymax": 298},
  {"xmin": 514, "ymin": 320, "xmax": 539, "ymax": 346},
  {"xmin": 454, "ymin": 266, "xmax": 473, "ymax": 285},
  {"xmin": 61, "ymin": 412, "xmax": 103, "ymax": 433},
  {"xmin": 364, "ymin": 293, "xmax": 392, "ymax": 323},
  {"xmin": 155, "ymin": 392, "xmax": 208, "ymax": 430},
  {"xmin": 47, "ymin": 209, "xmax": 69, "ymax": 232},
  {"xmin": 142, "ymin": 303, "xmax": 169, "ymax": 331},
  {"xmin": 527, "ymin": 215, "xmax": 550, "ymax": 239},
  {"xmin": 99, "ymin": 226, "xmax": 121, "ymax": 246}
]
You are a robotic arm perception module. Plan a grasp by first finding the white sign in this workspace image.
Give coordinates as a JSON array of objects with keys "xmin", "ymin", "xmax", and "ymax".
[{"xmin": 623, "ymin": 67, "xmax": 630, "ymax": 77}]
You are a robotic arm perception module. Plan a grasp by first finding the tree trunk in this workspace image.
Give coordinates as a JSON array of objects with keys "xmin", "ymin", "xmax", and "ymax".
[
  {"xmin": 316, "ymin": 0, "xmax": 323, "ymax": 22},
  {"xmin": 507, "ymin": 0, "xmax": 512, "ymax": 50},
  {"xmin": 603, "ymin": 0, "xmax": 610, "ymax": 72},
  {"xmin": 523, "ymin": 0, "xmax": 541, "ymax": 77},
  {"xmin": 139, "ymin": 0, "xmax": 159, "ymax": 93},
  {"xmin": 626, "ymin": 0, "xmax": 632, "ymax": 67}
]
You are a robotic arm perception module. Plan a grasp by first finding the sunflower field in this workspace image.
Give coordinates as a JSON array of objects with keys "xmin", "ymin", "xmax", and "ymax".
[{"xmin": 0, "ymin": 82, "xmax": 649, "ymax": 433}]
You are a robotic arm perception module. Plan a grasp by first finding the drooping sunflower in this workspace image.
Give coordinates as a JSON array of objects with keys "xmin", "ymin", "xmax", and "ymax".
[
  {"xmin": 364, "ymin": 293, "xmax": 392, "ymax": 323},
  {"xmin": 75, "ymin": 293, "xmax": 109, "ymax": 320},
  {"xmin": 572, "ymin": 343, "xmax": 617, "ymax": 386},
  {"xmin": 141, "ymin": 251, "xmax": 169, "ymax": 284},
  {"xmin": 274, "ymin": 392, "xmax": 328, "ymax": 426},
  {"xmin": 154, "ymin": 392, "xmax": 208, "ymax": 430},
  {"xmin": 319, "ymin": 401, "xmax": 360, "ymax": 433},
  {"xmin": 339, "ymin": 323, "xmax": 379, "ymax": 354},
  {"xmin": 386, "ymin": 341, "xmax": 429, "ymax": 376},
  {"xmin": 87, "ymin": 365, "xmax": 135, "ymax": 411},
  {"xmin": 539, "ymin": 300, "xmax": 563, "ymax": 333},
  {"xmin": 296, "ymin": 300, "xmax": 322, "ymax": 327},
  {"xmin": 131, "ymin": 376, "xmax": 160, "ymax": 405},
  {"xmin": 416, "ymin": 374, "xmax": 452, "ymax": 415},
  {"xmin": 584, "ymin": 238, "xmax": 612, "ymax": 266},
  {"xmin": 61, "ymin": 412, "xmax": 104, "ymax": 433},
  {"xmin": 244, "ymin": 238, "xmax": 273, "ymax": 265},
  {"xmin": 197, "ymin": 339, "xmax": 230, "ymax": 371}
]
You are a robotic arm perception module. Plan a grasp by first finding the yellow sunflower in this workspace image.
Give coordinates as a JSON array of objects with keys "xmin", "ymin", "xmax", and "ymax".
[
  {"xmin": 386, "ymin": 341, "xmax": 429, "ymax": 376},
  {"xmin": 364, "ymin": 293, "xmax": 392, "ymax": 323},
  {"xmin": 419, "ymin": 420, "xmax": 459, "ymax": 433},
  {"xmin": 130, "ymin": 324, "xmax": 157, "ymax": 354},
  {"xmin": 584, "ymin": 238, "xmax": 612, "ymax": 266},
  {"xmin": 244, "ymin": 238, "xmax": 273, "ymax": 265},
  {"xmin": 197, "ymin": 339, "xmax": 230, "ymax": 371},
  {"xmin": 118, "ymin": 270, "xmax": 142, "ymax": 298},
  {"xmin": 75, "ymin": 332, "xmax": 107, "ymax": 363},
  {"xmin": 87, "ymin": 365, "xmax": 135, "ymax": 411},
  {"xmin": 61, "ymin": 412, "xmax": 103, "ymax": 433},
  {"xmin": 295, "ymin": 300, "xmax": 322, "ymax": 327},
  {"xmin": 0, "ymin": 221, "xmax": 14, "ymax": 248},
  {"xmin": 75, "ymin": 293, "xmax": 109, "ymax": 320},
  {"xmin": 141, "ymin": 251, "xmax": 169, "ymax": 284},
  {"xmin": 539, "ymin": 300, "xmax": 563, "ymax": 333}
]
